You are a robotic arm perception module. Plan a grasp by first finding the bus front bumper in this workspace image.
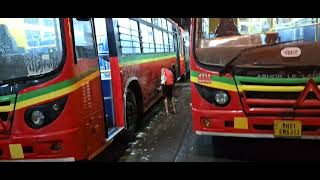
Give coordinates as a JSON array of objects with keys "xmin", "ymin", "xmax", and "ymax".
[
  {"xmin": 192, "ymin": 108, "xmax": 320, "ymax": 139},
  {"xmin": 0, "ymin": 127, "xmax": 85, "ymax": 161}
]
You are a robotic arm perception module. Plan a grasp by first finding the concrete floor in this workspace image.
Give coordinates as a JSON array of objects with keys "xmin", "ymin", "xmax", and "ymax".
[{"xmin": 94, "ymin": 82, "xmax": 320, "ymax": 162}]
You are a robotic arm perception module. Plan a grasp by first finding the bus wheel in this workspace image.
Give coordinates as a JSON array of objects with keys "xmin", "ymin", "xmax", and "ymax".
[{"xmin": 125, "ymin": 89, "xmax": 138, "ymax": 134}]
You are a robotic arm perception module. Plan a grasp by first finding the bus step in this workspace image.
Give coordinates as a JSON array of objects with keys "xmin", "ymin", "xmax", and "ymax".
[{"xmin": 107, "ymin": 127, "xmax": 124, "ymax": 141}]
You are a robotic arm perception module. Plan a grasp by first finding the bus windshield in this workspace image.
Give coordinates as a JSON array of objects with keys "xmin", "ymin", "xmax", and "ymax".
[
  {"xmin": 195, "ymin": 18, "xmax": 320, "ymax": 67},
  {"xmin": 0, "ymin": 18, "xmax": 63, "ymax": 83}
]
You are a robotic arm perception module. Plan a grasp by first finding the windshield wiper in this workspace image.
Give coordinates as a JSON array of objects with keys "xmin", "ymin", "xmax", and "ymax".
[
  {"xmin": 0, "ymin": 74, "xmax": 43, "ymax": 86},
  {"xmin": 218, "ymin": 39, "xmax": 303, "ymax": 75},
  {"xmin": 0, "ymin": 77, "xmax": 27, "ymax": 86}
]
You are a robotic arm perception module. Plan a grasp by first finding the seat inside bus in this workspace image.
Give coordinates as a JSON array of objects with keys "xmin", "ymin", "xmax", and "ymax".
[{"xmin": 214, "ymin": 18, "xmax": 241, "ymax": 38}]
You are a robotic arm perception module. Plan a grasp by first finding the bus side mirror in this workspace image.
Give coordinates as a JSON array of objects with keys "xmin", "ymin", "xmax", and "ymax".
[{"xmin": 76, "ymin": 18, "xmax": 90, "ymax": 21}]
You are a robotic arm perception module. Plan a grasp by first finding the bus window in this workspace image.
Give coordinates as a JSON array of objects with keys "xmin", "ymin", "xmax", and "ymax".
[
  {"xmin": 94, "ymin": 18, "xmax": 109, "ymax": 72},
  {"xmin": 0, "ymin": 18, "xmax": 63, "ymax": 82},
  {"xmin": 237, "ymin": 18, "xmax": 272, "ymax": 35},
  {"xmin": 116, "ymin": 18, "xmax": 141, "ymax": 55},
  {"xmin": 167, "ymin": 20, "xmax": 173, "ymax": 32},
  {"xmin": 161, "ymin": 18, "xmax": 167, "ymax": 30},
  {"xmin": 141, "ymin": 18, "xmax": 152, "ymax": 23},
  {"xmin": 274, "ymin": 18, "xmax": 319, "ymax": 42},
  {"xmin": 195, "ymin": 18, "xmax": 320, "ymax": 66},
  {"xmin": 72, "ymin": 18, "xmax": 97, "ymax": 60},
  {"xmin": 140, "ymin": 23, "xmax": 155, "ymax": 53},
  {"xmin": 152, "ymin": 18, "xmax": 161, "ymax": 28},
  {"xmin": 168, "ymin": 33, "xmax": 174, "ymax": 52},
  {"xmin": 154, "ymin": 28, "xmax": 164, "ymax": 53},
  {"xmin": 163, "ymin": 31, "xmax": 169, "ymax": 52}
]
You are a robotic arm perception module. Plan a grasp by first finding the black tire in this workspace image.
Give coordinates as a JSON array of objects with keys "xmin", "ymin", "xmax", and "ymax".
[{"xmin": 125, "ymin": 88, "xmax": 138, "ymax": 135}]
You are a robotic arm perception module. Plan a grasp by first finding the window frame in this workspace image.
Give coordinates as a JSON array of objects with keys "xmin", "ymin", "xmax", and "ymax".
[
  {"xmin": 116, "ymin": 18, "xmax": 177, "ymax": 56},
  {"xmin": 71, "ymin": 18, "xmax": 98, "ymax": 63}
]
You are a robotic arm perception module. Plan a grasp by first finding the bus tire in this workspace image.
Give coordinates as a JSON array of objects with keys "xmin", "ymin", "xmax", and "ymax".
[{"xmin": 125, "ymin": 88, "xmax": 138, "ymax": 135}]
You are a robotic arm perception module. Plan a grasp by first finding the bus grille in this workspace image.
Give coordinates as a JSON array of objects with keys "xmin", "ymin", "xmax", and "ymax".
[{"xmin": 239, "ymin": 82, "xmax": 320, "ymax": 116}]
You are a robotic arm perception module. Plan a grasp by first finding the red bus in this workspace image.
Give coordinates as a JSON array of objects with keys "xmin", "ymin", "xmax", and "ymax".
[
  {"xmin": 0, "ymin": 18, "xmax": 187, "ymax": 161},
  {"xmin": 191, "ymin": 18, "xmax": 320, "ymax": 140}
]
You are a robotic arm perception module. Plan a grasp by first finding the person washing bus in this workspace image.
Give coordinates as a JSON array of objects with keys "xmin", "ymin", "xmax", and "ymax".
[{"xmin": 159, "ymin": 65, "xmax": 176, "ymax": 116}]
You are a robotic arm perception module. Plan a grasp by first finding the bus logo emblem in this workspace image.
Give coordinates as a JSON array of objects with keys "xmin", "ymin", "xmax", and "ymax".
[
  {"xmin": 198, "ymin": 73, "xmax": 212, "ymax": 84},
  {"xmin": 281, "ymin": 47, "xmax": 301, "ymax": 58}
]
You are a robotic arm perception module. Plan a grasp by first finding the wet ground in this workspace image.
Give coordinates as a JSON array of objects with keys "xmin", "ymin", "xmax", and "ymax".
[{"xmin": 94, "ymin": 81, "xmax": 320, "ymax": 162}]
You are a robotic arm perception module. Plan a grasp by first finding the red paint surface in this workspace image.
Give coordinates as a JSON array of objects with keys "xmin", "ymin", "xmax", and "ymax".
[{"xmin": 0, "ymin": 19, "xmax": 107, "ymax": 160}]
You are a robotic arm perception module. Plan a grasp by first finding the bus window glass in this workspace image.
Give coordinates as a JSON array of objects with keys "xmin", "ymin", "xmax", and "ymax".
[
  {"xmin": 0, "ymin": 18, "xmax": 63, "ymax": 82},
  {"xmin": 94, "ymin": 18, "xmax": 108, "ymax": 54},
  {"xmin": 154, "ymin": 28, "xmax": 164, "ymax": 52},
  {"xmin": 141, "ymin": 18, "xmax": 152, "ymax": 23},
  {"xmin": 168, "ymin": 34, "xmax": 174, "ymax": 52},
  {"xmin": 94, "ymin": 18, "xmax": 110, "ymax": 73},
  {"xmin": 161, "ymin": 18, "xmax": 167, "ymax": 30},
  {"xmin": 274, "ymin": 18, "xmax": 318, "ymax": 41},
  {"xmin": 24, "ymin": 18, "xmax": 40, "ymax": 25},
  {"xmin": 140, "ymin": 23, "xmax": 155, "ymax": 53},
  {"xmin": 152, "ymin": 18, "xmax": 161, "ymax": 28},
  {"xmin": 167, "ymin": 21, "xmax": 173, "ymax": 32},
  {"xmin": 195, "ymin": 18, "xmax": 320, "ymax": 66},
  {"xmin": 72, "ymin": 18, "xmax": 96, "ymax": 59},
  {"xmin": 163, "ymin": 31, "xmax": 169, "ymax": 52},
  {"xmin": 116, "ymin": 18, "xmax": 141, "ymax": 55}
]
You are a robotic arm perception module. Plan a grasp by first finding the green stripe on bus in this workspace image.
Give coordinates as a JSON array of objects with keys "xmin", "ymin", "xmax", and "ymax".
[
  {"xmin": 119, "ymin": 52, "xmax": 176, "ymax": 66},
  {"xmin": 235, "ymin": 76, "xmax": 320, "ymax": 85},
  {"xmin": 0, "ymin": 94, "xmax": 16, "ymax": 102},
  {"xmin": 190, "ymin": 70, "xmax": 236, "ymax": 85},
  {"xmin": 16, "ymin": 68, "xmax": 98, "ymax": 103}
]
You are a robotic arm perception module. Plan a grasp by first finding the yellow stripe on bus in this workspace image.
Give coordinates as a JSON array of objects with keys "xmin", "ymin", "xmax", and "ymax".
[
  {"xmin": 15, "ymin": 71, "xmax": 100, "ymax": 110},
  {"xmin": 238, "ymin": 85, "xmax": 305, "ymax": 92},
  {"xmin": 0, "ymin": 104, "xmax": 14, "ymax": 112}
]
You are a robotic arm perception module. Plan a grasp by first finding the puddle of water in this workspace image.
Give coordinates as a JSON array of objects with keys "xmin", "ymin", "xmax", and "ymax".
[
  {"xmin": 141, "ymin": 156, "xmax": 149, "ymax": 161},
  {"xmin": 136, "ymin": 132, "xmax": 145, "ymax": 138},
  {"xmin": 128, "ymin": 140, "xmax": 139, "ymax": 146}
]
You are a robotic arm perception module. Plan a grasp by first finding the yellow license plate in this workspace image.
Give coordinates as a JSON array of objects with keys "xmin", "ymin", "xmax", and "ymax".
[{"xmin": 274, "ymin": 120, "xmax": 302, "ymax": 137}]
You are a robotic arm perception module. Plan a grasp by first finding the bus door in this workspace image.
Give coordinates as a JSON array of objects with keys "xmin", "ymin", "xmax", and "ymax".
[{"xmin": 94, "ymin": 18, "xmax": 116, "ymax": 136}]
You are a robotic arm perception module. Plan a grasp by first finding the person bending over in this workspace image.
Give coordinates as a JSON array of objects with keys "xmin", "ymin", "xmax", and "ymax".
[{"xmin": 160, "ymin": 65, "xmax": 176, "ymax": 116}]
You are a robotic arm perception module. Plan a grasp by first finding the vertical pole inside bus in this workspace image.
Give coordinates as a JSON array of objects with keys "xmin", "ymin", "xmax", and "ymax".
[{"xmin": 175, "ymin": 28, "xmax": 181, "ymax": 80}]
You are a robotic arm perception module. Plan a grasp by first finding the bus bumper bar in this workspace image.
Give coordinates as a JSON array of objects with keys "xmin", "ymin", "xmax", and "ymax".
[
  {"xmin": 0, "ymin": 157, "xmax": 75, "ymax": 162},
  {"xmin": 196, "ymin": 131, "xmax": 320, "ymax": 140}
]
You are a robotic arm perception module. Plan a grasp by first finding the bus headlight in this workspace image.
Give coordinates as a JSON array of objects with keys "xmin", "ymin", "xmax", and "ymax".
[
  {"xmin": 31, "ymin": 110, "xmax": 45, "ymax": 126},
  {"xmin": 214, "ymin": 91, "xmax": 229, "ymax": 105},
  {"xmin": 25, "ymin": 96, "xmax": 68, "ymax": 129},
  {"xmin": 195, "ymin": 84, "xmax": 231, "ymax": 106}
]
